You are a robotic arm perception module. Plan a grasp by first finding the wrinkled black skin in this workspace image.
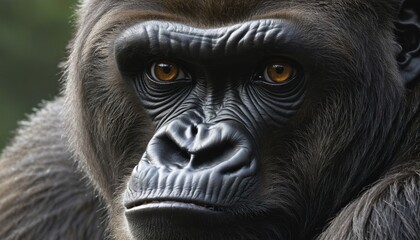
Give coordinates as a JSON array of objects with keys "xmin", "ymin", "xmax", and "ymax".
[
  {"xmin": 118, "ymin": 19, "xmax": 306, "ymax": 238},
  {"xmin": 1, "ymin": 0, "xmax": 420, "ymax": 240}
]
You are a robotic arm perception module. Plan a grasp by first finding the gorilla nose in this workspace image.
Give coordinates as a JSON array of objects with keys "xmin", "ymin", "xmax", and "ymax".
[{"xmin": 144, "ymin": 119, "xmax": 255, "ymax": 173}]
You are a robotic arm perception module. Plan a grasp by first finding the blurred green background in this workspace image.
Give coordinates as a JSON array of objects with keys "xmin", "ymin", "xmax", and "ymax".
[{"xmin": 0, "ymin": 0, "xmax": 75, "ymax": 150}]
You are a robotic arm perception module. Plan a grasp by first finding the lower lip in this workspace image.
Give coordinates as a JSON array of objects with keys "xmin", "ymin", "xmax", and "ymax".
[
  {"xmin": 125, "ymin": 200, "xmax": 234, "ymax": 238},
  {"xmin": 125, "ymin": 200, "xmax": 227, "ymax": 227},
  {"xmin": 128, "ymin": 201, "xmax": 217, "ymax": 212}
]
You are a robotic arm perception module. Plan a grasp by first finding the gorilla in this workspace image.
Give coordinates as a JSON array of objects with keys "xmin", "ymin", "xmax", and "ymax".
[{"xmin": 0, "ymin": 0, "xmax": 419, "ymax": 239}]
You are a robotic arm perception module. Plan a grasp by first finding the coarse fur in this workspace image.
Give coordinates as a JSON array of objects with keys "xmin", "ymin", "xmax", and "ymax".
[{"xmin": 1, "ymin": 0, "xmax": 419, "ymax": 239}]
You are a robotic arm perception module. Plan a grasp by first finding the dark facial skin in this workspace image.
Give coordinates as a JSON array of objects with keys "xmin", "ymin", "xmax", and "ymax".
[
  {"xmin": 61, "ymin": 0, "xmax": 420, "ymax": 239},
  {"xmin": 116, "ymin": 20, "xmax": 305, "ymax": 238}
]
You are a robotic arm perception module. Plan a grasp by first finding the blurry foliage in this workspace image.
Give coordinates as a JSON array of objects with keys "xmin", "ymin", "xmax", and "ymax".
[{"xmin": 0, "ymin": 0, "xmax": 75, "ymax": 149}]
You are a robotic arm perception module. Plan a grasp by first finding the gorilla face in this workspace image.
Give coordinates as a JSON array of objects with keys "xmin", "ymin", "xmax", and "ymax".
[
  {"xmin": 64, "ymin": 0, "xmax": 407, "ymax": 239},
  {"xmin": 117, "ymin": 20, "xmax": 305, "ymax": 239}
]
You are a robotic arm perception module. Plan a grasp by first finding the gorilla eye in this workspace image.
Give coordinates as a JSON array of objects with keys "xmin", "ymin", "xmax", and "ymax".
[
  {"xmin": 264, "ymin": 62, "xmax": 294, "ymax": 83},
  {"xmin": 150, "ymin": 61, "xmax": 187, "ymax": 81}
]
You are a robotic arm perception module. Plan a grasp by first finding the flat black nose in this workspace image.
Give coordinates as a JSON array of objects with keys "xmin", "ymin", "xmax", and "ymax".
[{"xmin": 144, "ymin": 118, "xmax": 255, "ymax": 173}]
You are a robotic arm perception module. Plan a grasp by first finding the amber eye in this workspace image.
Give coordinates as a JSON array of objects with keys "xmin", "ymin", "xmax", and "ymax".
[
  {"xmin": 151, "ymin": 61, "xmax": 180, "ymax": 81},
  {"xmin": 264, "ymin": 62, "xmax": 294, "ymax": 83}
]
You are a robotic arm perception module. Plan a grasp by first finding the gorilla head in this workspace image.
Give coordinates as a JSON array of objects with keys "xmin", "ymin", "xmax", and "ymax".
[{"xmin": 60, "ymin": 0, "xmax": 420, "ymax": 239}]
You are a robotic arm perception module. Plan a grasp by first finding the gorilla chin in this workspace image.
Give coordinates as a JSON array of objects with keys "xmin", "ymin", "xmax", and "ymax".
[
  {"xmin": 126, "ymin": 202, "xmax": 231, "ymax": 239},
  {"xmin": 125, "ymin": 201, "xmax": 278, "ymax": 240}
]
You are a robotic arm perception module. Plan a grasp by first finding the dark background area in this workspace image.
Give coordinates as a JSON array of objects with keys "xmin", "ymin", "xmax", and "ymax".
[{"xmin": 0, "ymin": 0, "xmax": 75, "ymax": 150}]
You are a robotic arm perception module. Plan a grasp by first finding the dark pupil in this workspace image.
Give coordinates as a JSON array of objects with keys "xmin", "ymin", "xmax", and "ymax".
[
  {"xmin": 158, "ymin": 64, "xmax": 173, "ymax": 74},
  {"xmin": 273, "ymin": 65, "xmax": 285, "ymax": 74}
]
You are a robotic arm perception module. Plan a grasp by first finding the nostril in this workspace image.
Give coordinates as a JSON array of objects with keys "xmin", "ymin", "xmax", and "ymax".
[
  {"xmin": 191, "ymin": 124, "xmax": 198, "ymax": 135},
  {"xmin": 148, "ymin": 135, "xmax": 191, "ymax": 168},
  {"xmin": 146, "ymin": 120, "xmax": 255, "ymax": 173},
  {"xmin": 190, "ymin": 142, "xmax": 236, "ymax": 169},
  {"xmin": 179, "ymin": 148, "xmax": 190, "ymax": 162}
]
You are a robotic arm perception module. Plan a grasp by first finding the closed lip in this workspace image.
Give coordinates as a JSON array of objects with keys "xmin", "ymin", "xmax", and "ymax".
[{"xmin": 125, "ymin": 198, "xmax": 224, "ymax": 212}]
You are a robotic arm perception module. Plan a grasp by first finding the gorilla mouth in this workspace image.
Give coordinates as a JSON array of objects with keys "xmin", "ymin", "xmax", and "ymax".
[
  {"xmin": 125, "ymin": 198, "xmax": 223, "ymax": 212},
  {"xmin": 124, "ymin": 197, "xmax": 234, "ymax": 237}
]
